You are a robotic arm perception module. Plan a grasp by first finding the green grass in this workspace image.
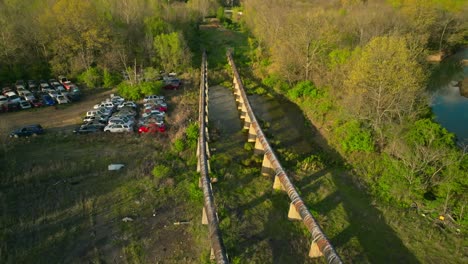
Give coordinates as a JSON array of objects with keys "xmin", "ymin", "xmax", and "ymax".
[
  {"xmin": 0, "ymin": 133, "xmax": 208, "ymax": 263},
  {"xmin": 193, "ymin": 22, "xmax": 249, "ymax": 71}
]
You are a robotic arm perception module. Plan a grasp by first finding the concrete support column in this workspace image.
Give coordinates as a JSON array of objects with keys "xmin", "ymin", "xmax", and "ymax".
[
  {"xmin": 243, "ymin": 112, "xmax": 251, "ymax": 127},
  {"xmin": 261, "ymin": 155, "xmax": 274, "ymax": 177},
  {"xmin": 254, "ymin": 137, "xmax": 265, "ymax": 155},
  {"xmin": 196, "ymin": 138, "xmax": 200, "ymax": 157},
  {"xmin": 197, "ymin": 156, "xmax": 201, "ymax": 173},
  {"xmin": 210, "ymin": 248, "xmax": 215, "ymax": 260},
  {"xmin": 198, "ymin": 177, "xmax": 202, "ymax": 188},
  {"xmin": 287, "ymin": 202, "xmax": 301, "ymax": 220},
  {"xmin": 273, "ymin": 174, "xmax": 285, "ymax": 191},
  {"xmin": 202, "ymin": 206, "xmax": 208, "ymax": 225},
  {"xmin": 309, "ymin": 242, "xmax": 324, "ymax": 258},
  {"xmin": 248, "ymin": 123, "xmax": 257, "ymax": 142},
  {"xmin": 240, "ymin": 103, "xmax": 247, "ymax": 119},
  {"xmin": 205, "ymin": 142, "xmax": 210, "ymax": 158}
]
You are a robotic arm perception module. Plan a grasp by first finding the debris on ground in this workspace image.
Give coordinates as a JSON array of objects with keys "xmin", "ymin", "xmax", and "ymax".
[
  {"xmin": 108, "ymin": 164, "xmax": 125, "ymax": 170},
  {"xmin": 122, "ymin": 217, "xmax": 134, "ymax": 222}
]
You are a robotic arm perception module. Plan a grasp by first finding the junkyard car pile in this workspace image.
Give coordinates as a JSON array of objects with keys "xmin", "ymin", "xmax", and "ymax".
[
  {"xmin": 1, "ymin": 77, "xmax": 81, "ymax": 113},
  {"xmin": 73, "ymin": 94, "xmax": 167, "ymax": 134}
]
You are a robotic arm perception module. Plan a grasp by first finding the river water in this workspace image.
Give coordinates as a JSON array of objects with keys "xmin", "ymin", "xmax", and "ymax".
[{"xmin": 429, "ymin": 48, "xmax": 468, "ymax": 145}]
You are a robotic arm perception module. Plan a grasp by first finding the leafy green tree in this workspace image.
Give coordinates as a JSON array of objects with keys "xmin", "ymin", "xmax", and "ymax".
[
  {"xmin": 79, "ymin": 67, "xmax": 102, "ymax": 88},
  {"xmin": 139, "ymin": 81, "xmax": 163, "ymax": 96},
  {"xmin": 117, "ymin": 82, "xmax": 141, "ymax": 100},
  {"xmin": 102, "ymin": 68, "xmax": 121, "ymax": 88},
  {"xmin": 153, "ymin": 32, "xmax": 191, "ymax": 72},
  {"xmin": 40, "ymin": 0, "xmax": 111, "ymax": 75},
  {"xmin": 335, "ymin": 120, "xmax": 374, "ymax": 153},
  {"xmin": 345, "ymin": 36, "xmax": 426, "ymax": 143}
]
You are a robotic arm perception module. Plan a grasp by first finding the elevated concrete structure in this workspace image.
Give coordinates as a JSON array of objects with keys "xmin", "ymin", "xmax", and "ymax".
[
  {"xmin": 197, "ymin": 52, "xmax": 229, "ymax": 263},
  {"xmin": 227, "ymin": 51, "xmax": 343, "ymax": 264}
]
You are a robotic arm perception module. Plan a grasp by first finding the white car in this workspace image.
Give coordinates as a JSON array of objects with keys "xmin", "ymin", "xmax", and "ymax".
[
  {"xmin": 5, "ymin": 92, "xmax": 21, "ymax": 104},
  {"xmin": 16, "ymin": 87, "xmax": 30, "ymax": 96},
  {"xmin": 143, "ymin": 95, "xmax": 164, "ymax": 103},
  {"xmin": 56, "ymin": 95, "xmax": 69, "ymax": 104},
  {"xmin": 22, "ymin": 92, "xmax": 36, "ymax": 101},
  {"xmin": 94, "ymin": 102, "xmax": 115, "ymax": 110},
  {"xmin": 83, "ymin": 115, "xmax": 107, "ymax": 123},
  {"xmin": 104, "ymin": 124, "xmax": 133, "ymax": 133},
  {"xmin": 56, "ymin": 85, "xmax": 67, "ymax": 93},
  {"xmin": 49, "ymin": 91, "xmax": 59, "ymax": 100},
  {"xmin": 142, "ymin": 110, "xmax": 165, "ymax": 118},
  {"xmin": 118, "ymin": 101, "xmax": 138, "ymax": 109},
  {"xmin": 19, "ymin": 100, "xmax": 31, "ymax": 109},
  {"xmin": 108, "ymin": 116, "xmax": 135, "ymax": 126},
  {"xmin": 110, "ymin": 96, "xmax": 125, "ymax": 104}
]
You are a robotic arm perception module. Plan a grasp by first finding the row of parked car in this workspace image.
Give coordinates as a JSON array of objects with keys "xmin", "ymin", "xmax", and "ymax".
[
  {"xmin": 1, "ymin": 77, "xmax": 81, "ymax": 112},
  {"xmin": 72, "ymin": 94, "xmax": 168, "ymax": 134}
]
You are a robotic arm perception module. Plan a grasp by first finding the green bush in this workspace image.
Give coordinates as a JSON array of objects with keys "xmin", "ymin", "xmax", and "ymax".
[
  {"xmin": 186, "ymin": 123, "xmax": 199, "ymax": 149},
  {"xmin": 139, "ymin": 81, "xmax": 163, "ymax": 96},
  {"xmin": 79, "ymin": 67, "xmax": 102, "ymax": 88},
  {"xmin": 152, "ymin": 164, "xmax": 170, "ymax": 180},
  {"xmin": 102, "ymin": 68, "xmax": 120, "ymax": 88},
  {"xmin": 117, "ymin": 81, "xmax": 163, "ymax": 100},
  {"xmin": 287, "ymin": 81, "xmax": 320, "ymax": 99},
  {"xmin": 216, "ymin": 7, "xmax": 225, "ymax": 22},
  {"xmin": 262, "ymin": 74, "xmax": 289, "ymax": 93},
  {"xmin": 405, "ymin": 118, "xmax": 455, "ymax": 148},
  {"xmin": 244, "ymin": 142, "xmax": 254, "ymax": 151},
  {"xmin": 117, "ymin": 82, "xmax": 141, "ymax": 100},
  {"xmin": 335, "ymin": 120, "xmax": 374, "ymax": 153},
  {"xmin": 173, "ymin": 139, "xmax": 186, "ymax": 153},
  {"xmin": 298, "ymin": 154, "xmax": 325, "ymax": 172}
]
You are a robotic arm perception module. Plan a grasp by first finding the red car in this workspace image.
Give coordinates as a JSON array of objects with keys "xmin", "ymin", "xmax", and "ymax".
[
  {"xmin": 138, "ymin": 123, "xmax": 166, "ymax": 134},
  {"xmin": 30, "ymin": 99, "xmax": 43, "ymax": 107},
  {"xmin": 62, "ymin": 81, "xmax": 74, "ymax": 90},
  {"xmin": 163, "ymin": 79, "xmax": 181, "ymax": 90}
]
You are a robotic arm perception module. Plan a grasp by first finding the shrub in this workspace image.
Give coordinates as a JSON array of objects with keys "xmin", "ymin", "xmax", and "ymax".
[
  {"xmin": 186, "ymin": 123, "xmax": 199, "ymax": 148},
  {"xmin": 287, "ymin": 81, "xmax": 320, "ymax": 99},
  {"xmin": 335, "ymin": 120, "xmax": 374, "ymax": 153},
  {"xmin": 139, "ymin": 81, "xmax": 163, "ymax": 96},
  {"xmin": 117, "ymin": 81, "xmax": 163, "ymax": 100},
  {"xmin": 79, "ymin": 67, "xmax": 102, "ymax": 88},
  {"xmin": 298, "ymin": 154, "xmax": 325, "ymax": 172},
  {"xmin": 216, "ymin": 7, "xmax": 225, "ymax": 22},
  {"xmin": 254, "ymin": 87, "xmax": 267, "ymax": 95},
  {"xmin": 117, "ymin": 82, "xmax": 141, "ymax": 100},
  {"xmin": 262, "ymin": 74, "xmax": 289, "ymax": 93},
  {"xmin": 152, "ymin": 164, "xmax": 170, "ymax": 180},
  {"xmin": 102, "ymin": 68, "xmax": 120, "ymax": 88},
  {"xmin": 405, "ymin": 118, "xmax": 455, "ymax": 148},
  {"xmin": 244, "ymin": 142, "xmax": 254, "ymax": 151},
  {"xmin": 173, "ymin": 138, "xmax": 186, "ymax": 153}
]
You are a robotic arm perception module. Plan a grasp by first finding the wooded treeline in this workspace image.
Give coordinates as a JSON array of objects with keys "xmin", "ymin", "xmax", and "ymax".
[
  {"xmin": 0, "ymin": 0, "xmax": 221, "ymax": 85},
  {"xmin": 240, "ymin": 0, "xmax": 467, "ymax": 228}
]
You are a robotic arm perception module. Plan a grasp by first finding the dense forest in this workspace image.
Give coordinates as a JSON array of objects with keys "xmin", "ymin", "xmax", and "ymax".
[
  {"xmin": 0, "ymin": 0, "xmax": 222, "ymax": 87},
  {"xmin": 1, "ymin": 0, "xmax": 467, "ymax": 258},
  {"xmin": 239, "ymin": 0, "xmax": 467, "ymax": 231}
]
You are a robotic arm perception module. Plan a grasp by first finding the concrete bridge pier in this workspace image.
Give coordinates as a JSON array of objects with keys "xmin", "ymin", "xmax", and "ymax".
[
  {"xmin": 273, "ymin": 173, "xmax": 285, "ymax": 191},
  {"xmin": 243, "ymin": 112, "xmax": 252, "ymax": 130},
  {"xmin": 254, "ymin": 136, "xmax": 265, "ymax": 155},
  {"xmin": 248, "ymin": 123, "xmax": 257, "ymax": 142},
  {"xmin": 309, "ymin": 241, "xmax": 324, "ymax": 258},
  {"xmin": 202, "ymin": 206, "xmax": 208, "ymax": 225},
  {"xmin": 261, "ymin": 153, "xmax": 274, "ymax": 177}
]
